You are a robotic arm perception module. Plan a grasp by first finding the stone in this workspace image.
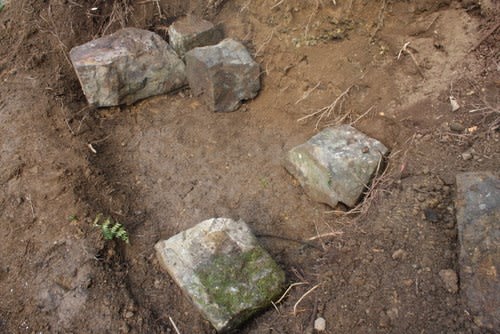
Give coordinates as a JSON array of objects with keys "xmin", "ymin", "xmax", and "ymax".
[
  {"xmin": 314, "ymin": 317, "xmax": 326, "ymax": 331},
  {"xmin": 456, "ymin": 172, "xmax": 500, "ymax": 331},
  {"xmin": 284, "ymin": 125, "xmax": 389, "ymax": 208},
  {"xmin": 155, "ymin": 218, "xmax": 286, "ymax": 332},
  {"xmin": 449, "ymin": 96, "xmax": 460, "ymax": 111},
  {"xmin": 461, "ymin": 150, "xmax": 473, "ymax": 161},
  {"xmin": 169, "ymin": 15, "xmax": 224, "ymax": 58},
  {"xmin": 438, "ymin": 269, "xmax": 459, "ymax": 294},
  {"xmin": 185, "ymin": 39, "xmax": 260, "ymax": 112},
  {"xmin": 70, "ymin": 28, "xmax": 186, "ymax": 107},
  {"xmin": 449, "ymin": 121, "xmax": 465, "ymax": 133},
  {"xmin": 392, "ymin": 249, "xmax": 407, "ymax": 261}
]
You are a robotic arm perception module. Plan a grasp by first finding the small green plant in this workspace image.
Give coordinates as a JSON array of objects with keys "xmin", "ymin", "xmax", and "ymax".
[
  {"xmin": 67, "ymin": 214, "xmax": 79, "ymax": 223},
  {"xmin": 93, "ymin": 214, "xmax": 129, "ymax": 243}
]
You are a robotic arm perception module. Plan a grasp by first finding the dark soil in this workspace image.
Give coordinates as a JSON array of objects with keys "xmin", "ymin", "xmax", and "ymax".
[{"xmin": 0, "ymin": 0, "xmax": 498, "ymax": 333}]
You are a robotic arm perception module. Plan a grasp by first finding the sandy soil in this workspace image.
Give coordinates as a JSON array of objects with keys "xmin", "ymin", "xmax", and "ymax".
[{"xmin": 0, "ymin": 0, "xmax": 498, "ymax": 333}]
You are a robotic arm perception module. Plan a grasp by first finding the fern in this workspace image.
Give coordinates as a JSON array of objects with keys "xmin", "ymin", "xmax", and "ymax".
[{"xmin": 93, "ymin": 214, "xmax": 129, "ymax": 243}]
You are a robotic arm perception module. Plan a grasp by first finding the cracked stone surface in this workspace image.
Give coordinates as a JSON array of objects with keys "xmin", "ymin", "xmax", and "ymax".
[
  {"xmin": 70, "ymin": 27, "xmax": 186, "ymax": 107},
  {"xmin": 284, "ymin": 125, "xmax": 389, "ymax": 208},
  {"xmin": 185, "ymin": 39, "xmax": 260, "ymax": 112},
  {"xmin": 155, "ymin": 218, "xmax": 286, "ymax": 332},
  {"xmin": 456, "ymin": 172, "xmax": 500, "ymax": 331}
]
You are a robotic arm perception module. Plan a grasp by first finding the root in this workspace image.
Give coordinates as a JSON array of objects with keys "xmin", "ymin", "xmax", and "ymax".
[{"xmin": 297, "ymin": 85, "xmax": 355, "ymax": 129}]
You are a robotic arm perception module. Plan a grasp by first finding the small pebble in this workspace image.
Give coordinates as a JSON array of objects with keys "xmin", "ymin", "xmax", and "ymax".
[
  {"xmin": 461, "ymin": 151, "xmax": 473, "ymax": 161},
  {"xmin": 450, "ymin": 96, "xmax": 460, "ymax": 112},
  {"xmin": 392, "ymin": 249, "xmax": 407, "ymax": 261},
  {"xmin": 449, "ymin": 121, "xmax": 465, "ymax": 132},
  {"xmin": 314, "ymin": 317, "xmax": 326, "ymax": 331},
  {"xmin": 439, "ymin": 269, "xmax": 459, "ymax": 294},
  {"xmin": 125, "ymin": 311, "xmax": 134, "ymax": 319}
]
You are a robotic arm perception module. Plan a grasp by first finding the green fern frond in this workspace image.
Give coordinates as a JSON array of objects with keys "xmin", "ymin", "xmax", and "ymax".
[{"xmin": 93, "ymin": 214, "xmax": 129, "ymax": 243}]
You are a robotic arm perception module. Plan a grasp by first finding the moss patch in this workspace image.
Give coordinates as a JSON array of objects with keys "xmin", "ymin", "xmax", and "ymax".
[{"xmin": 195, "ymin": 246, "xmax": 285, "ymax": 325}]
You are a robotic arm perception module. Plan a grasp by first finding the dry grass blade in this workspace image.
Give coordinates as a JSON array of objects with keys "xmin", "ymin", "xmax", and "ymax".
[{"xmin": 293, "ymin": 283, "xmax": 321, "ymax": 315}]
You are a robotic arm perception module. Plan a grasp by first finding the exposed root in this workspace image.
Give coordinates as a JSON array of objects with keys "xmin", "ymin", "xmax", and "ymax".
[
  {"xmin": 293, "ymin": 283, "xmax": 321, "ymax": 315},
  {"xmin": 397, "ymin": 41, "xmax": 425, "ymax": 79},
  {"xmin": 297, "ymin": 85, "xmax": 355, "ymax": 129},
  {"xmin": 370, "ymin": 0, "xmax": 387, "ymax": 43}
]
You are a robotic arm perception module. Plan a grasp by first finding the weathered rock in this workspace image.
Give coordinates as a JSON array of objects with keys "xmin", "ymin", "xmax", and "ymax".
[
  {"xmin": 70, "ymin": 28, "xmax": 186, "ymax": 107},
  {"xmin": 284, "ymin": 125, "xmax": 389, "ymax": 208},
  {"xmin": 169, "ymin": 15, "xmax": 224, "ymax": 58},
  {"xmin": 155, "ymin": 218, "xmax": 286, "ymax": 332},
  {"xmin": 438, "ymin": 269, "xmax": 459, "ymax": 294},
  {"xmin": 456, "ymin": 172, "xmax": 500, "ymax": 330},
  {"xmin": 185, "ymin": 39, "xmax": 260, "ymax": 112}
]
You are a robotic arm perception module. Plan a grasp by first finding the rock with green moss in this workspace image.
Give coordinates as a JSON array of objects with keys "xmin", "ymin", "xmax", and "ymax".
[
  {"xmin": 284, "ymin": 125, "xmax": 388, "ymax": 208},
  {"xmin": 155, "ymin": 218, "xmax": 286, "ymax": 332}
]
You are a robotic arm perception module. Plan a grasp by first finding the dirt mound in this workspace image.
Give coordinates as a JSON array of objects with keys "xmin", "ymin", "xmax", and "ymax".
[{"xmin": 0, "ymin": 0, "xmax": 498, "ymax": 333}]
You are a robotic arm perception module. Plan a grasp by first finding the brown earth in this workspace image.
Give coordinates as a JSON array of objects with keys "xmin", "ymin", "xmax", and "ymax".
[{"xmin": 0, "ymin": 0, "xmax": 499, "ymax": 333}]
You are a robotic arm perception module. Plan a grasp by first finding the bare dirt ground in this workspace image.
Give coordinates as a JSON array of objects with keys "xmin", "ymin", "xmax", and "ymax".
[{"xmin": 0, "ymin": 0, "xmax": 499, "ymax": 333}]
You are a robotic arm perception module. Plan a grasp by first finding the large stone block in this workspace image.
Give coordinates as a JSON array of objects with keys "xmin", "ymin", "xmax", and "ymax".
[
  {"xmin": 155, "ymin": 218, "xmax": 286, "ymax": 332},
  {"xmin": 284, "ymin": 125, "xmax": 389, "ymax": 208},
  {"xmin": 456, "ymin": 172, "xmax": 500, "ymax": 331},
  {"xmin": 169, "ymin": 15, "xmax": 224, "ymax": 58},
  {"xmin": 185, "ymin": 39, "xmax": 260, "ymax": 112},
  {"xmin": 70, "ymin": 28, "xmax": 186, "ymax": 107}
]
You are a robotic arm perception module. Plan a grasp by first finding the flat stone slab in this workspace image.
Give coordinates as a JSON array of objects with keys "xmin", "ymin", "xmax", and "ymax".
[
  {"xmin": 155, "ymin": 218, "xmax": 286, "ymax": 332},
  {"xmin": 169, "ymin": 15, "xmax": 224, "ymax": 58},
  {"xmin": 70, "ymin": 28, "xmax": 186, "ymax": 107},
  {"xmin": 185, "ymin": 38, "xmax": 260, "ymax": 112},
  {"xmin": 284, "ymin": 125, "xmax": 389, "ymax": 208},
  {"xmin": 456, "ymin": 172, "xmax": 500, "ymax": 331}
]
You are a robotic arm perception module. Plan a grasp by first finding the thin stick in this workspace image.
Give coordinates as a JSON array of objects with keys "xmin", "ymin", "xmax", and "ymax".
[
  {"xmin": 270, "ymin": 0, "xmax": 284, "ymax": 10},
  {"xmin": 308, "ymin": 231, "xmax": 344, "ymax": 241},
  {"xmin": 275, "ymin": 282, "xmax": 308, "ymax": 304},
  {"xmin": 293, "ymin": 283, "xmax": 321, "ymax": 315},
  {"xmin": 169, "ymin": 316, "xmax": 181, "ymax": 334}
]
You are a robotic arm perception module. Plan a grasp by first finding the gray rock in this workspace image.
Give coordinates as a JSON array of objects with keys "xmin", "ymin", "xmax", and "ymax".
[
  {"xmin": 456, "ymin": 172, "xmax": 500, "ymax": 331},
  {"xmin": 155, "ymin": 218, "xmax": 286, "ymax": 332},
  {"xmin": 70, "ymin": 28, "xmax": 186, "ymax": 107},
  {"xmin": 169, "ymin": 15, "xmax": 224, "ymax": 58},
  {"xmin": 284, "ymin": 125, "xmax": 389, "ymax": 208},
  {"xmin": 185, "ymin": 39, "xmax": 260, "ymax": 112}
]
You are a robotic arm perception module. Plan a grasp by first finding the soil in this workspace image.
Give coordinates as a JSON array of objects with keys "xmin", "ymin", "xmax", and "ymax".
[{"xmin": 0, "ymin": 0, "xmax": 499, "ymax": 333}]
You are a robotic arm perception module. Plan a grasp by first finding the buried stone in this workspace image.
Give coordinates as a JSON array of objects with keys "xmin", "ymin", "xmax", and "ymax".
[
  {"xmin": 185, "ymin": 39, "xmax": 261, "ymax": 112},
  {"xmin": 155, "ymin": 218, "xmax": 286, "ymax": 332},
  {"xmin": 456, "ymin": 172, "xmax": 500, "ymax": 331},
  {"xmin": 70, "ymin": 28, "xmax": 186, "ymax": 107},
  {"xmin": 284, "ymin": 125, "xmax": 389, "ymax": 208}
]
